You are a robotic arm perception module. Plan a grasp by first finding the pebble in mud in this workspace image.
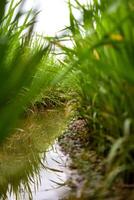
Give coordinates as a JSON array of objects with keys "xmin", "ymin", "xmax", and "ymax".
[
  {"xmin": 58, "ymin": 117, "xmax": 129, "ymax": 200},
  {"xmin": 58, "ymin": 117, "xmax": 104, "ymax": 199}
]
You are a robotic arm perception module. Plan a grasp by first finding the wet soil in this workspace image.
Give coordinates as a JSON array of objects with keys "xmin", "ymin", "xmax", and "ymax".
[{"xmin": 58, "ymin": 117, "xmax": 134, "ymax": 200}]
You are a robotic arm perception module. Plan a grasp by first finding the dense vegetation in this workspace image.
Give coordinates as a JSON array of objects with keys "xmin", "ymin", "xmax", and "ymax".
[
  {"xmin": 0, "ymin": 0, "xmax": 65, "ymax": 141},
  {"xmin": 0, "ymin": 0, "xmax": 134, "ymax": 197},
  {"xmin": 58, "ymin": 0, "xmax": 134, "ymax": 188}
]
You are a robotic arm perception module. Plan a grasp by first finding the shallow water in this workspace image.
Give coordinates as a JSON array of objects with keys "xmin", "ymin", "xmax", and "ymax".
[
  {"xmin": 0, "ymin": 108, "xmax": 70, "ymax": 200},
  {"xmin": 8, "ymin": 142, "xmax": 70, "ymax": 200}
]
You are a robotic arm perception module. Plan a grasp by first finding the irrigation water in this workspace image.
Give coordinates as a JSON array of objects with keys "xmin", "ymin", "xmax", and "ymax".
[
  {"xmin": 0, "ymin": 108, "xmax": 71, "ymax": 200},
  {"xmin": 8, "ymin": 142, "xmax": 70, "ymax": 200}
]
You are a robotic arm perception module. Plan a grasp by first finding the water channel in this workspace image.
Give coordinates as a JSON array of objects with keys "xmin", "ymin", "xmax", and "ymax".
[
  {"xmin": 0, "ymin": 108, "xmax": 71, "ymax": 200},
  {"xmin": 8, "ymin": 142, "xmax": 70, "ymax": 200}
]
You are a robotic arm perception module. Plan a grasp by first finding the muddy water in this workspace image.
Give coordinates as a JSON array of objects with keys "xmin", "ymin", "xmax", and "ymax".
[
  {"xmin": 8, "ymin": 142, "xmax": 70, "ymax": 200},
  {"xmin": 35, "ymin": 143, "xmax": 70, "ymax": 200},
  {"xmin": 0, "ymin": 108, "xmax": 70, "ymax": 200}
]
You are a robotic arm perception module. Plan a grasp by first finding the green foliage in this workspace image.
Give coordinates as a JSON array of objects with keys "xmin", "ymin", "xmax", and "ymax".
[
  {"xmin": 55, "ymin": 0, "xmax": 134, "ymax": 187},
  {"xmin": 1, "ymin": 0, "xmax": 134, "ymax": 194},
  {"xmin": 0, "ymin": 0, "xmax": 50, "ymax": 141}
]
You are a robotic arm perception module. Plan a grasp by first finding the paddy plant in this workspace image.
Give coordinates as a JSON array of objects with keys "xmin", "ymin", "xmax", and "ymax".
[
  {"xmin": 55, "ymin": 0, "xmax": 134, "ymax": 188},
  {"xmin": 0, "ymin": 0, "xmax": 52, "ymax": 142},
  {"xmin": 1, "ymin": 0, "xmax": 134, "ymax": 196}
]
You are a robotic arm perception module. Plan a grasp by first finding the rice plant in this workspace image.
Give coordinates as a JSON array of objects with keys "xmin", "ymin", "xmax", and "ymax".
[
  {"xmin": 54, "ymin": 0, "xmax": 134, "ymax": 188},
  {"xmin": 1, "ymin": 0, "xmax": 134, "ymax": 196},
  {"xmin": 0, "ymin": 0, "xmax": 50, "ymax": 142}
]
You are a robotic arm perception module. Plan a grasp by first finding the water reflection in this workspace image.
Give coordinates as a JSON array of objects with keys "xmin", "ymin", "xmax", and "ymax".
[
  {"xmin": 31, "ymin": 142, "xmax": 69, "ymax": 200},
  {"xmin": 8, "ymin": 142, "xmax": 70, "ymax": 200},
  {"xmin": 0, "ymin": 109, "xmax": 69, "ymax": 200}
]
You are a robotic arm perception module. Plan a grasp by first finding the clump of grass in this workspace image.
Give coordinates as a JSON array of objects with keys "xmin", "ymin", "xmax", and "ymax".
[
  {"xmin": 54, "ymin": 0, "xmax": 134, "ymax": 192},
  {"xmin": 0, "ymin": 0, "xmax": 51, "ymax": 142}
]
